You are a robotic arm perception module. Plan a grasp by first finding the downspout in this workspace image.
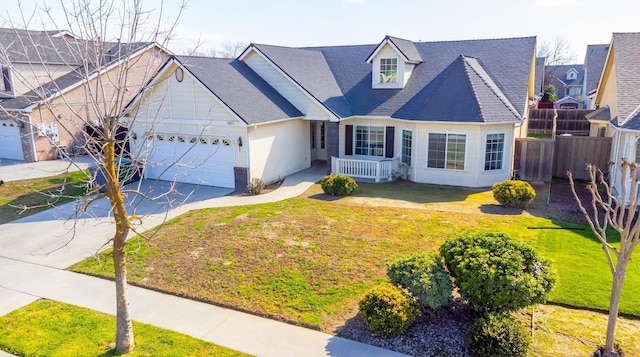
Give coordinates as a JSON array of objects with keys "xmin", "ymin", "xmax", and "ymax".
[{"xmin": 28, "ymin": 114, "xmax": 37, "ymax": 162}]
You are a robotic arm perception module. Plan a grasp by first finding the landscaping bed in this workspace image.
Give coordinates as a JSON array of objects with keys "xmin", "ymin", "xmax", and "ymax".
[{"xmin": 70, "ymin": 179, "xmax": 640, "ymax": 355}]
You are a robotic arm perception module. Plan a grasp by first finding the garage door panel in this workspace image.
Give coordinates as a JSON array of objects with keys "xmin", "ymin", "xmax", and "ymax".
[
  {"xmin": 144, "ymin": 135, "xmax": 235, "ymax": 188},
  {"xmin": 0, "ymin": 120, "xmax": 24, "ymax": 161}
]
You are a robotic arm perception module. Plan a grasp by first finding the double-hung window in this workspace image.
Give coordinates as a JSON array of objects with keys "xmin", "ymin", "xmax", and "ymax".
[
  {"xmin": 379, "ymin": 58, "xmax": 398, "ymax": 83},
  {"xmin": 484, "ymin": 133, "xmax": 505, "ymax": 171},
  {"xmin": 427, "ymin": 133, "xmax": 466, "ymax": 170},
  {"xmin": 355, "ymin": 125, "xmax": 384, "ymax": 156}
]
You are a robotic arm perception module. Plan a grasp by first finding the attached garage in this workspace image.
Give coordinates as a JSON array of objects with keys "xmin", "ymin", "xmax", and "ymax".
[
  {"xmin": 143, "ymin": 133, "xmax": 236, "ymax": 188},
  {"xmin": 0, "ymin": 120, "xmax": 24, "ymax": 161}
]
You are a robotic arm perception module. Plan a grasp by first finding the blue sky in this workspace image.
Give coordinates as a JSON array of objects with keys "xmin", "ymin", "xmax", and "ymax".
[{"xmin": 2, "ymin": 0, "xmax": 639, "ymax": 62}]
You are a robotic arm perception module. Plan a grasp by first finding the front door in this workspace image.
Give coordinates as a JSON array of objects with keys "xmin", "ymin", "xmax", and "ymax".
[{"xmin": 310, "ymin": 121, "xmax": 327, "ymax": 161}]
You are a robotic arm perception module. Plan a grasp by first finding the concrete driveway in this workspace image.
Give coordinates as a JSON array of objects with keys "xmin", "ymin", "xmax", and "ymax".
[
  {"xmin": 0, "ymin": 156, "xmax": 93, "ymax": 182},
  {"xmin": 0, "ymin": 179, "xmax": 233, "ymax": 268}
]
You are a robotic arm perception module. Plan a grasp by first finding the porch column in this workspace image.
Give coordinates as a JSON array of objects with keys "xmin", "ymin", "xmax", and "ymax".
[{"xmin": 326, "ymin": 121, "xmax": 339, "ymax": 174}]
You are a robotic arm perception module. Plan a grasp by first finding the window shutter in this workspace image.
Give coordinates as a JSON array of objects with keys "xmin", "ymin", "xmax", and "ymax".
[
  {"xmin": 345, "ymin": 125, "xmax": 353, "ymax": 155},
  {"xmin": 385, "ymin": 126, "xmax": 395, "ymax": 158}
]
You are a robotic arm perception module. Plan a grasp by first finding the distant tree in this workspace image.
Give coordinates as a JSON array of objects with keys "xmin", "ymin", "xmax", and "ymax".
[
  {"xmin": 569, "ymin": 159, "xmax": 640, "ymax": 357},
  {"xmin": 541, "ymin": 84, "xmax": 559, "ymax": 103},
  {"xmin": 538, "ymin": 36, "xmax": 578, "ymax": 85},
  {"xmin": 184, "ymin": 40, "xmax": 248, "ymax": 59}
]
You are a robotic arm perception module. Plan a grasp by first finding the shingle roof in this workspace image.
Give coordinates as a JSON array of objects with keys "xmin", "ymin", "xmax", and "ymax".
[
  {"xmin": 393, "ymin": 56, "xmax": 521, "ymax": 122},
  {"xmin": 535, "ymin": 57, "xmax": 545, "ymax": 96},
  {"xmin": 176, "ymin": 56, "xmax": 302, "ymax": 124},
  {"xmin": 306, "ymin": 36, "xmax": 535, "ymax": 121},
  {"xmin": 0, "ymin": 28, "xmax": 84, "ymax": 65},
  {"xmin": 0, "ymin": 40, "xmax": 155, "ymax": 110},
  {"xmin": 584, "ymin": 44, "xmax": 609, "ymax": 94},
  {"xmin": 545, "ymin": 64, "xmax": 584, "ymax": 87},
  {"xmin": 252, "ymin": 44, "xmax": 353, "ymax": 118},
  {"xmin": 611, "ymin": 33, "xmax": 640, "ymax": 129},
  {"xmin": 585, "ymin": 105, "xmax": 611, "ymax": 121},
  {"xmin": 385, "ymin": 36, "xmax": 422, "ymax": 63}
]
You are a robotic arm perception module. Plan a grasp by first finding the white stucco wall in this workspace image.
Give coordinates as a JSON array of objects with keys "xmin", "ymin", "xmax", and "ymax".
[{"xmin": 248, "ymin": 119, "xmax": 310, "ymax": 184}]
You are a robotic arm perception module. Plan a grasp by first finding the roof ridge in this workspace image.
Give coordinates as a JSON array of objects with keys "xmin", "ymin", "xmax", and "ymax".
[{"xmin": 463, "ymin": 56, "xmax": 521, "ymax": 120}]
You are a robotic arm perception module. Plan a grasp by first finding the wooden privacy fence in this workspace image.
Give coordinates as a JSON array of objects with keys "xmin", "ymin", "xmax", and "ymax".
[
  {"xmin": 527, "ymin": 109, "xmax": 594, "ymax": 136},
  {"xmin": 514, "ymin": 136, "xmax": 611, "ymax": 181}
]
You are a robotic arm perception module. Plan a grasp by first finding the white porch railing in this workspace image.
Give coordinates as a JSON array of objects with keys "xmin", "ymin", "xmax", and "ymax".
[{"xmin": 331, "ymin": 156, "xmax": 399, "ymax": 182}]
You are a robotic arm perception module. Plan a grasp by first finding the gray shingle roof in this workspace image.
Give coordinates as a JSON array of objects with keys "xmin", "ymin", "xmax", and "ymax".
[
  {"xmin": 385, "ymin": 36, "xmax": 422, "ymax": 63},
  {"xmin": 0, "ymin": 40, "xmax": 155, "ymax": 110},
  {"xmin": 252, "ymin": 44, "xmax": 353, "ymax": 118},
  {"xmin": 584, "ymin": 44, "xmax": 609, "ymax": 94},
  {"xmin": 176, "ymin": 56, "xmax": 302, "ymax": 124},
  {"xmin": 535, "ymin": 57, "xmax": 545, "ymax": 96},
  {"xmin": 545, "ymin": 64, "xmax": 584, "ymax": 87},
  {"xmin": 611, "ymin": 33, "xmax": 640, "ymax": 130},
  {"xmin": 305, "ymin": 36, "xmax": 535, "ymax": 121},
  {"xmin": 394, "ymin": 56, "xmax": 520, "ymax": 122},
  {"xmin": 585, "ymin": 105, "xmax": 611, "ymax": 121},
  {"xmin": 0, "ymin": 28, "xmax": 84, "ymax": 65}
]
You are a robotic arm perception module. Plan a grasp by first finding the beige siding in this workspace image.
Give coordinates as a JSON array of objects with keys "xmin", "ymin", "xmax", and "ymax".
[
  {"xmin": 242, "ymin": 51, "xmax": 328, "ymax": 118},
  {"xmin": 29, "ymin": 47, "xmax": 169, "ymax": 161},
  {"xmin": 370, "ymin": 44, "xmax": 410, "ymax": 89},
  {"xmin": 11, "ymin": 63, "xmax": 74, "ymax": 95},
  {"xmin": 248, "ymin": 119, "xmax": 310, "ymax": 184}
]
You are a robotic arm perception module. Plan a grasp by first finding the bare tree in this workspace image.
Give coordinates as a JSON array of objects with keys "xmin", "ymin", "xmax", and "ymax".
[
  {"xmin": 538, "ymin": 36, "xmax": 578, "ymax": 86},
  {"xmin": 569, "ymin": 159, "xmax": 639, "ymax": 357},
  {"xmin": 0, "ymin": 0, "xmax": 184, "ymax": 353},
  {"xmin": 183, "ymin": 40, "xmax": 248, "ymax": 58}
]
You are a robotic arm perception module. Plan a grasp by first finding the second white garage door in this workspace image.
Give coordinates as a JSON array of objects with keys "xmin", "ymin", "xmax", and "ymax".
[
  {"xmin": 144, "ymin": 134, "xmax": 235, "ymax": 188},
  {"xmin": 0, "ymin": 120, "xmax": 24, "ymax": 161}
]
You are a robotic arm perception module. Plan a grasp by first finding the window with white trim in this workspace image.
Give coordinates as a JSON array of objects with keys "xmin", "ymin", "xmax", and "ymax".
[
  {"xmin": 635, "ymin": 140, "xmax": 640, "ymax": 164},
  {"xmin": 355, "ymin": 125, "xmax": 384, "ymax": 156},
  {"xmin": 379, "ymin": 58, "xmax": 398, "ymax": 83},
  {"xmin": 401, "ymin": 130, "xmax": 412, "ymax": 165},
  {"xmin": 484, "ymin": 133, "xmax": 505, "ymax": 171},
  {"xmin": 427, "ymin": 133, "xmax": 466, "ymax": 170}
]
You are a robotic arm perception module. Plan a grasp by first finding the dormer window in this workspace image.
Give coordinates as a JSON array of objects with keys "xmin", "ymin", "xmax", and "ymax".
[
  {"xmin": 566, "ymin": 69, "xmax": 578, "ymax": 80},
  {"xmin": 379, "ymin": 58, "xmax": 398, "ymax": 83}
]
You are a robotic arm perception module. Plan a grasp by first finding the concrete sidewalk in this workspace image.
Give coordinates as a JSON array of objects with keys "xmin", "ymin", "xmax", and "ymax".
[
  {"xmin": 0, "ymin": 166, "xmax": 408, "ymax": 357},
  {"xmin": 0, "ymin": 156, "xmax": 93, "ymax": 182}
]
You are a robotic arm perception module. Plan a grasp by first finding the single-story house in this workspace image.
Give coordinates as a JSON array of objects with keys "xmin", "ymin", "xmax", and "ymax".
[{"xmin": 122, "ymin": 35, "xmax": 537, "ymax": 191}]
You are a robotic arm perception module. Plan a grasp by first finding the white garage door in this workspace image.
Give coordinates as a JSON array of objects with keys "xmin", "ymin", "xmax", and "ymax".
[
  {"xmin": 144, "ymin": 134, "xmax": 235, "ymax": 188},
  {"xmin": 0, "ymin": 120, "xmax": 24, "ymax": 161}
]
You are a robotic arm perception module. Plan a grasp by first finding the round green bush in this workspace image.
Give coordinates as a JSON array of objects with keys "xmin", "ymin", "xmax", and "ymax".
[
  {"xmin": 492, "ymin": 180, "xmax": 536, "ymax": 208},
  {"xmin": 440, "ymin": 231, "xmax": 556, "ymax": 313},
  {"xmin": 320, "ymin": 174, "xmax": 358, "ymax": 196},
  {"xmin": 467, "ymin": 313, "xmax": 531, "ymax": 357},
  {"xmin": 359, "ymin": 282, "xmax": 421, "ymax": 337},
  {"xmin": 387, "ymin": 252, "xmax": 453, "ymax": 310}
]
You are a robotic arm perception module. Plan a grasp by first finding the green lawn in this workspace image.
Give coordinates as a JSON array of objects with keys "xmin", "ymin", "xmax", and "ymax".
[
  {"xmin": 70, "ymin": 182, "xmax": 640, "ymax": 332},
  {"xmin": 0, "ymin": 171, "xmax": 89, "ymax": 224},
  {"xmin": 0, "ymin": 300, "xmax": 250, "ymax": 357}
]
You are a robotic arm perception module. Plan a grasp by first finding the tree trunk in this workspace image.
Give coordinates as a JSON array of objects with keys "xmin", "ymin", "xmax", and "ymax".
[
  {"xmin": 113, "ymin": 223, "xmax": 134, "ymax": 353},
  {"xmin": 604, "ymin": 258, "xmax": 629, "ymax": 357}
]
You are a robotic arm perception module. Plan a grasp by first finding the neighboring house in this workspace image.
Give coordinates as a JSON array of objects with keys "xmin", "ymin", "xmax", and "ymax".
[
  {"xmin": 123, "ymin": 35, "xmax": 536, "ymax": 191},
  {"xmin": 583, "ymin": 44, "xmax": 609, "ymax": 109},
  {"xmin": 0, "ymin": 28, "xmax": 169, "ymax": 161},
  {"xmin": 588, "ymin": 32, "xmax": 640, "ymax": 200},
  {"xmin": 545, "ymin": 64, "xmax": 585, "ymax": 109}
]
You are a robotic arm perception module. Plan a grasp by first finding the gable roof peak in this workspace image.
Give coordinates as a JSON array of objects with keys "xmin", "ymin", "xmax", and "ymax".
[{"xmin": 366, "ymin": 35, "xmax": 422, "ymax": 64}]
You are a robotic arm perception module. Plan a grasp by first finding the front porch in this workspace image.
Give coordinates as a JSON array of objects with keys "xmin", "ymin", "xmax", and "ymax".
[{"xmin": 331, "ymin": 156, "xmax": 399, "ymax": 182}]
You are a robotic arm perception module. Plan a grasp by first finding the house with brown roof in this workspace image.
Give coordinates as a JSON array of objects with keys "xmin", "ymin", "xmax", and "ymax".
[
  {"xmin": 0, "ymin": 28, "xmax": 169, "ymax": 162},
  {"xmin": 122, "ymin": 35, "xmax": 537, "ymax": 190}
]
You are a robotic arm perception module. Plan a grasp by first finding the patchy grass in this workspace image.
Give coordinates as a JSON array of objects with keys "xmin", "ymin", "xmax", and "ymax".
[
  {"xmin": 520, "ymin": 305, "xmax": 640, "ymax": 356},
  {"xmin": 0, "ymin": 171, "xmax": 89, "ymax": 224},
  {"xmin": 0, "ymin": 300, "xmax": 250, "ymax": 356},
  {"xmin": 70, "ymin": 181, "xmax": 640, "ymax": 335}
]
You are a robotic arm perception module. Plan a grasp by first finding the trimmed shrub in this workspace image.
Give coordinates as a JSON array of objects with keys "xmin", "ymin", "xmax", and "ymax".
[
  {"xmin": 492, "ymin": 180, "xmax": 536, "ymax": 208},
  {"xmin": 387, "ymin": 252, "xmax": 453, "ymax": 310},
  {"xmin": 467, "ymin": 313, "xmax": 531, "ymax": 357},
  {"xmin": 359, "ymin": 283, "xmax": 421, "ymax": 337},
  {"xmin": 440, "ymin": 231, "xmax": 556, "ymax": 313},
  {"xmin": 320, "ymin": 174, "xmax": 358, "ymax": 196},
  {"xmin": 247, "ymin": 177, "xmax": 265, "ymax": 195}
]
